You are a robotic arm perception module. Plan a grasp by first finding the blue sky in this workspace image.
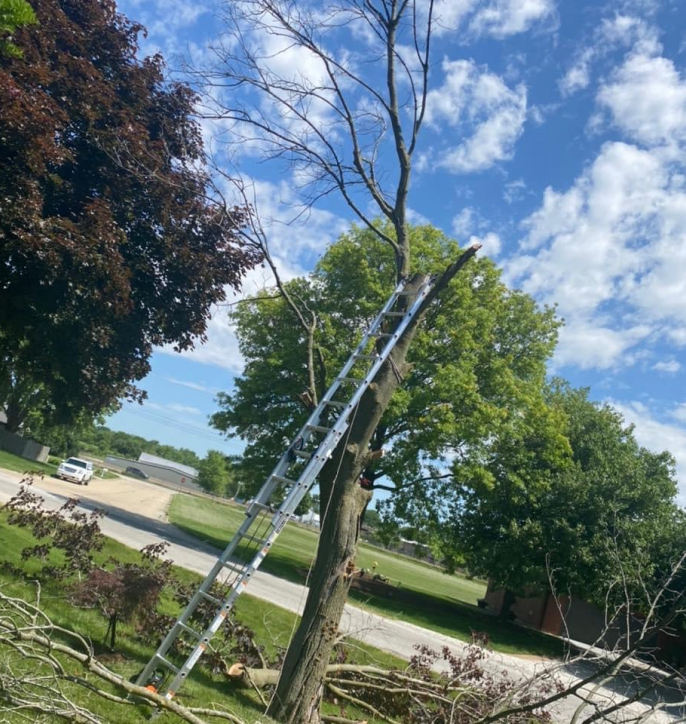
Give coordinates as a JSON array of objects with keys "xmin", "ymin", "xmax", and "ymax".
[{"xmin": 110, "ymin": 0, "xmax": 686, "ymax": 500}]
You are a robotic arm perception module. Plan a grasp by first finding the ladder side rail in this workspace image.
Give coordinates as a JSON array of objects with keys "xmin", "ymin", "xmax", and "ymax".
[
  {"xmin": 161, "ymin": 514, "xmax": 291, "ymax": 700},
  {"xmin": 275, "ymin": 279, "xmax": 433, "ymax": 516},
  {"xmin": 135, "ymin": 506, "xmax": 274, "ymax": 688},
  {"xmin": 247, "ymin": 284, "xmax": 408, "ymax": 511},
  {"xmin": 136, "ymin": 278, "xmax": 430, "ymax": 697}
]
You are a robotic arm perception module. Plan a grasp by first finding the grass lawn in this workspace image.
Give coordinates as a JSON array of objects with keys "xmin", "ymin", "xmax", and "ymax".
[
  {"xmin": 0, "ymin": 511, "xmax": 405, "ymax": 723},
  {"xmin": 0, "ymin": 449, "xmax": 119, "ymax": 480},
  {"xmin": 169, "ymin": 495, "xmax": 563, "ymax": 658},
  {"xmin": 0, "ymin": 448, "xmax": 56, "ymax": 476}
]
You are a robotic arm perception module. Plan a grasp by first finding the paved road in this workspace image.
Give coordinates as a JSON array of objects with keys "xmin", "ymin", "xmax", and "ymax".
[{"xmin": 0, "ymin": 468, "xmax": 682, "ymax": 722}]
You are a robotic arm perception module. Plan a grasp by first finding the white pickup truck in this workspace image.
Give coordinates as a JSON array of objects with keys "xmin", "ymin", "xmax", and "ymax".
[{"xmin": 56, "ymin": 457, "xmax": 94, "ymax": 485}]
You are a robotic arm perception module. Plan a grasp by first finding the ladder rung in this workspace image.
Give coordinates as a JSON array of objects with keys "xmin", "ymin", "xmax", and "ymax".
[
  {"xmin": 245, "ymin": 502, "xmax": 274, "ymax": 515},
  {"xmin": 220, "ymin": 559, "xmax": 243, "ymax": 574},
  {"xmin": 239, "ymin": 532, "xmax": 269, "ymax": 546},
  {"xmin": 272, "ymin": 475, "xmax": 297, "ymax": 485},
  {"xmin": 199, "ymin": 590, "xmax": 222, "ymax": 607},
  {"xmin": 176, "ymin": 622, "xmax": 202, "ymax": 640},
  {"xmin": 155, "ymin": 654, "xmax": 180, "ymax": 674},
  {"xmin": 136, "ymin": 274, "xmax": 437, "ymax": 705}
]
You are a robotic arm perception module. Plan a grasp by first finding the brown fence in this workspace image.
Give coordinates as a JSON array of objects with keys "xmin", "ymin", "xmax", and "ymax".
[{"xmin": 0, "ymin": 428, "xmax": 50, "ymax": 463}]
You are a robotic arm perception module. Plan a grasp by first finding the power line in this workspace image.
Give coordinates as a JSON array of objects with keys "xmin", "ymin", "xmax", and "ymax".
[
  {"xmin": 117, "ymin": 408, "xmax": 245, "ymax": 453},
  {"xmin": 121, "ymin": 411, "xmax": 243, "ymax": 451},
  {"xmin": 126, "ymin": 409, "xmax": 239, "ymax": 444}
]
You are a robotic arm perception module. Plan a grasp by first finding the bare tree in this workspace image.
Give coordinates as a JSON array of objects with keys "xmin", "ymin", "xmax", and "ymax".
[{"xmin": 191, "ymin": 2, "xmax": 489, "ymax": 720}]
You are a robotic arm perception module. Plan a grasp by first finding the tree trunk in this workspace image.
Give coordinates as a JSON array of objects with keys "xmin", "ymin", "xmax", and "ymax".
[
  {"xmin": 267, "ymin": 458, "xmax": 373, "ymax": 723},
  {"xmin": 499, "ymin": 589, "xmax": 516, "ymax": 622},
  {"xmin": 267, "ymin": 275, "xmax": 427, "ymax": 724},
  {"xmin": 4, "ymin": 395, "xmax": 25, "ymax": 433},
  {"xmin": 268, "ymin": 248, "xmax": 480, "ymax": 724}
]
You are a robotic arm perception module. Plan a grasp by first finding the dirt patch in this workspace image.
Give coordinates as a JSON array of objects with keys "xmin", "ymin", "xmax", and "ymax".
[{"xmin": 3, "ymin": 469, "xmax": 174, "ymax": 522}]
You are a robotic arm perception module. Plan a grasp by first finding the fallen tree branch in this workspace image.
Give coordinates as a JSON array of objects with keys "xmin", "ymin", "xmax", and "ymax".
[
  {"xmin": 327, "ymin": 681, "xmax": 401, "ymax": 724},
  {"xmin": 0, "ymin": 590, "xmax": 243, "ymax": 724}
]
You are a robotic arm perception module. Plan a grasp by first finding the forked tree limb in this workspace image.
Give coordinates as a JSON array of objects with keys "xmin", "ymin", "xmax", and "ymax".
[{"xmin": 0, "ymin": 591, "xmax": 243, "ymax": 724}]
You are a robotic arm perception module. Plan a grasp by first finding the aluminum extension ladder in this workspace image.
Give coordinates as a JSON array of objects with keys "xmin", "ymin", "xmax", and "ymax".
[{"xmin": 135, "ymin": 274, "xmax": 433, "ymax": 703}]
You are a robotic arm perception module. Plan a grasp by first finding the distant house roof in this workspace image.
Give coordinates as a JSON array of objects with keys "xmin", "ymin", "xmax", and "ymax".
[{"xmin": 138, "ymin": 452, "xmax": 198, "ymax": 478}]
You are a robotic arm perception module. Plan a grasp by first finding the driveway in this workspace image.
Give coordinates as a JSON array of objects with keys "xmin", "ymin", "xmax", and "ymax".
[
  {"xmin": 0, "ymin": 467, "xmax": 682, "ymax": 723},
  {"xmin": 0, "ymin": 467, "xmax": 173, "ymax": 521}
]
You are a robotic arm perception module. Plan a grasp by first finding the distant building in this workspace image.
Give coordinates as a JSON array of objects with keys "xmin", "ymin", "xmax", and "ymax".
[
  {"xmin": 297, "ymin": 510, "xmax": 321, "ymax": 527},
  {"xmin": 137, "ymin": 452, "xmax": 198, "ymax": 479},
  {"xmin": 104, "ymin": 452, "xmax": 199, "ymax": 489}
]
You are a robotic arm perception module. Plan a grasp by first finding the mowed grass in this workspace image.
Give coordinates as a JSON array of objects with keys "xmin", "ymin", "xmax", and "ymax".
[
  {"xmin": 169, "ymin": 495, "xmax": 563, "ymax": 658},
  {"xmin": 0, "ymin": 511, "xmax": 405, "ymax": 723},
  {"xmin": 0, "ymin": 449, "xmax": 118, "ymax": 480},
  {"xmin": 0, "ymin": 449, "xmax": 57, "ymax": 476}
]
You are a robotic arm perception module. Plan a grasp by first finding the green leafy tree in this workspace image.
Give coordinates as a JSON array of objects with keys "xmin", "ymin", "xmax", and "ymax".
[
  {"xmin": 0, "ymin": 0, "xmax": 256, "ymax": 427},
  {"xmin": 213, "ymin": 223, "xmax": 560, "ymax": 503},
  {"xmin": 452, "ymin": 382, "xmax": 683, "ymax": 608},
  {"xmin": 0, "ymin": 0, "xmax": 36, "ymax": 57},
  {"xmin": 77, "ymin": 425, "xmax": 202, "ymax": 469},
  {"xmin": 212, "ymin": 222, "xmax": 561, "ymax": 702},
  {"xmin": 197, "ymin": 450, "xmax": 232, "ymax": 496}
]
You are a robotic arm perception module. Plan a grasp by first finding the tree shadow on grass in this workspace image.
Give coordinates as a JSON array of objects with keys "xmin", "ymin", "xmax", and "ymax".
[
  {"xmin": 171, "ymin": 519, "xmax": 563, "ymax": 658},
  {"xmin": 349, "ymin": 587, "xmax": 563, "ymax": 658}
]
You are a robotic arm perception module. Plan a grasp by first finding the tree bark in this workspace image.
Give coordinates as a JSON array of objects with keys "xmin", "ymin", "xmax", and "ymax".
[
  {"xmin": 266, "ymin": 463, "xmax": 372, "ymax": 724},
  {"xmin": 268, "ymin": 248, "xmax": 479, "ymax": 724},
  {"xmin": 498, "ymin": 589, "xmax": 516, "ymax": 622},
  {"xmin": 267, "ymin": 278, "xmax": 426, "ymax": 723}
]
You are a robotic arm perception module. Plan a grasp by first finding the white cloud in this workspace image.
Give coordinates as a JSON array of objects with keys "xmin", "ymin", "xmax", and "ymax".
[
  {"xmin": 428, "ymin": 0, "xmax": 479, "ymax": 34},
  {"xmin": 559, "ymin": 48, "xmax": 593, "ymax": 96},
  {"xmin": 407, "ymin": 208, "xmax": 432, "ymax": 226},
  {"xmin": 164, "ymin": 378, "xmax": 217, "ymax": 394},
  {"xmin": 507, "ymin": 130, "xmax": 686, "ymax": 370},
  {"xmin": 167, "ymin": 403, "xmax": 203, "ymax": 415},
  {"xmin": 552, "ymin": 324, "xmax": 650, "ymax": 371},
  {"xmin": 653, "ymin": 360, "xmax": 681, "ymax": 373},
  {"xmin": 667, "ymin": 328, "xmax": 686, "ymax": 346},
  {"xmin": 469, "ymin": 0, "xmax": 556, "ymax": 39},
  {"xmin": 598, "ymin": 52, "xmax": 686, "ymax": 147},
  {"xmin": 421, "ymin": 0, "xmax": 554, "ymax": 38},
  {"xmin": 469, "ymin": 232, "xmax": 502, "ymax": 257},
  {"xmin": 503, "ymin": 178, "xmax": 527, "ymax": 204},
  {"xmin": 425, "ymin": 59, "xmax": 527, "ymax": 174},
  {"xmin": 452, "ymin": 207, "xmax": 476, "ymax": 237},
  {"xmin": 145, "ymin": 401, "xmax": 203, "ymax": 416},
  {"xmin": 119, "ymin": 0, "xmax": 211, "ymax": 58},
  {"xmin": 558, "ymin": 15, "xmax": 660, "ymax": 98},
  {"xmin": 610, "ymin": 400, "xmax": 686, "ymax": 503}
]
